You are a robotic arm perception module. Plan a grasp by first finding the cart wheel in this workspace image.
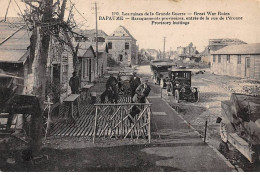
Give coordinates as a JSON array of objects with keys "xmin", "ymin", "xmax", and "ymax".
[
  {"xmin": 175, "ymin": 90, "xmax": 180, "ymax": 103},
  {"xmin": 220, "ymin": 122, "xmax": 228, "ymax": 143},
  {"xmin": 160, "ymin": 79, "xmax": 164, "ymax": 88}
]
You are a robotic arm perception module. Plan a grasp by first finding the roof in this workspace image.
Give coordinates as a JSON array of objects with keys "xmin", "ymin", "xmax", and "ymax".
[
  {"xmin": 107, "ymin": 25, "xmax": 136, "ymax": 41},
  {"xmin": 78, "ymin": 45, "xmax": 96, "ymax": 58},
  {"xmin": 73, "ymin": 28, "xmax": 108, "ymax": 37},
  {"xmin": 0, "ymin": 18, "xmax": 30, "ymax": 64},
  {"xmin": 209, "ymin": 38, "xmax": 247, "ymax": 46},
  {"xmin": 212, "ymin": 43, "xmax": 260, "ymax": 55},
  {"xmin": 77, "ymin": 41, "xmax": 107, "ymax": 56}
]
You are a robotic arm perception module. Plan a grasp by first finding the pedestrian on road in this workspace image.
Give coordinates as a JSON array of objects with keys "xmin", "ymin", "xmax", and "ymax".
[
  {"xmin": 69, "ymin": 71, "xmax": 80, "ymax": 94},
  {"xmin": 129, "ymin": 72, "xmax": 141, "ymax": 99}
]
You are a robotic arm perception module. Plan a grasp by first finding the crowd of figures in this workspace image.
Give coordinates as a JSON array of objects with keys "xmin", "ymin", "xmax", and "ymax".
[
  {"xmin": 68, "ymin": 71, "xmax": 151, "ymax": 123},
  {"xmin": 100, "ymin": 72, "xmax": 151, "ymax": 123}
]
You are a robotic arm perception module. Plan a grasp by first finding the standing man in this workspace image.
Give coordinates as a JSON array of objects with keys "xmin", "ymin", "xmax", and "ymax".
[
  {"xmin": 69, "ymin": 71, "xmax": 80, "ymax": 94},
  {"xmin": 129, "ymin": 72, "xmax": 141, "ymax": 99}
]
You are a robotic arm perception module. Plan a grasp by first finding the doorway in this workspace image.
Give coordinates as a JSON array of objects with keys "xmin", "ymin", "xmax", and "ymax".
[{"xmin": 245, "ymin": 57, "xmax": 250, "ymax": 78}]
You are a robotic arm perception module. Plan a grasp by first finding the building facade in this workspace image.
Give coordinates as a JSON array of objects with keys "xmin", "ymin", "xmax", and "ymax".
[
  {"xmin": 202, "ymin": 38, "xmax": 247, "ymax": 63},
  {"xmin": 211, "ymin": 43, "xmax": 260, "ymax": 80},
  {"xmin": 106, "ymin": 26, "xmax": 138, "ymax": 66},
  {"xmin": 74, "ymin": 29, "xmax": 108, "ymax": 79}
]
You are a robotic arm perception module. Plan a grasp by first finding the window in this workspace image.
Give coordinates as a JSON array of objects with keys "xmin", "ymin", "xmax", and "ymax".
[
  {"xmin": 246, "ymin": 57, "xmax": 250, "ymax": 68},
  {"xmin": 108, "ymin": 42, "xmax": 112, "ymax": 49},
  {"xmin": 218, "ymin": 55, "xmax": 221, "ymax": 63},
  {"xmin": 213, "ymin": 55, "xmax": 216, "ymax": 62},
  {"xmin": 237, "ymin": 55, "xmax": 241, "ymax": 64},
  {"xmin": 125, "ymin": 42, "xmax": 129, "ymax": 50},
  {"xmin": 227, "ymin": 55, "xmax": 230, "ymax": 63},
  {"xmin": 119, "ymin": 54, "xmax": 123, "ymax": 62}
]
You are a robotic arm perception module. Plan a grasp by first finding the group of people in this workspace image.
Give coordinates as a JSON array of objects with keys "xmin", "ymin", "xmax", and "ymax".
[
  {"xmin": 100, "ymin": 72, "xmax": 151, "ymax": 123},
  {"xmin": 100, "ymin": 72, "xmax": 151, "ymax": 104},
  {"xmin": 69, "ymin": 71, "xmax": 151, "ymax": 123}
]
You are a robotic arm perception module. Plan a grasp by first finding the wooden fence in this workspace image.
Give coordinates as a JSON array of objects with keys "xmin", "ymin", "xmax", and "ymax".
[{"xmin": 93, "ymin": 100, "xmax": 151, "ymax": 143}]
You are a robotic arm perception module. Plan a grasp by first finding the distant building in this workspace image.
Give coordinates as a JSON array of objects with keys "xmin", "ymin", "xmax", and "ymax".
[
  {"xmin": 202, "ymin": 38, "xmax": 247, "ymax": 63},
  {"xmin": 211, "ymin": 43, "xmax": 260, "ymax": 80},
  {"xmin": 177, "ymin": 43, "xmax": 201, "ymax": 62},
  {"xmin": 106, "ymin": 26, "xmax": 138, "ymax": 66},
  {"xmin": 146, "ymin": 49, "xmax": 159, "ymax": 60}
]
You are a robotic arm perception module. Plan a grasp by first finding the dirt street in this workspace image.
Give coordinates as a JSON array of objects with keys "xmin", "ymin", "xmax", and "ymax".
[{"xmin": 135, "ymin": 65, "xmax": 260, "ymax": 171}]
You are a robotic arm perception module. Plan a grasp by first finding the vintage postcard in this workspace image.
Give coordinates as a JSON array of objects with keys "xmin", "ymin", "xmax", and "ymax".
[{"xmin": 0, "ymin": 0, "xmax": 260, "ymax": 172}]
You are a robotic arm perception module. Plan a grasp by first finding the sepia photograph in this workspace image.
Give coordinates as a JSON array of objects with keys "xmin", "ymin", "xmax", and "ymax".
[{"xmin": 0, "ymin": 0, "xmax": 260, "ymax": 172}]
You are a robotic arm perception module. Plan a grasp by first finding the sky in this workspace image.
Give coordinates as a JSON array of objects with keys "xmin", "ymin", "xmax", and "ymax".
[{"xmin": 1, "ymin": 0, "xmax": 260, "ymax": 52}]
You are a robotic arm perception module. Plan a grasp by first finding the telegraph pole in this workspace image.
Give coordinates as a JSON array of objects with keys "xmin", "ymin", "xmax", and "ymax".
[
  {"xmin": 95, "ymin": 1, "xmax": 99, "ymax": 76},
  {"xmin": 163, "ymin": 37, "xmax": 166, "ymax": 59}
]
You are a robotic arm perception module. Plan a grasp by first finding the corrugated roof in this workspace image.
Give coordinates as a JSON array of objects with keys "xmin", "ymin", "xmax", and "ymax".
[
  {"xmin": 0, "ymin": 49, "xmax": 29, "ymax": 64},
  {"xmin": 0, "ymin": 19, "xmax": 30, "ymax": 64},
  {"xmin": 212, "ymin": 43, "xmax": 260, "ymax": 55}
]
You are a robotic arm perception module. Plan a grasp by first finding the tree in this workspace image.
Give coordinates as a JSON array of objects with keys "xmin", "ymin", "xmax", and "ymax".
[{"xmin": 22, "ymin": 0, "xmax": 81, "ymax": 157}]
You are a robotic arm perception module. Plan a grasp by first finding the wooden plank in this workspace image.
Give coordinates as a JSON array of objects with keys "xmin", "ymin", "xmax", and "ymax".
[
  {"xmin": 228, "ymin": 133, "xmax": 257, "ymax": 163},
  {"xmin": 76, "ymin": 127, "xmax": 86, "ymax": 137},
  {"xmin": 152, "ymin": 112, "xmax": 167, "ymax": 116},
  {"xmin": 56, "ymin": 121, "xmax": 74, "ymax": 136},
  {"xmin": 63, "ymin": 94, "xmax": 80, "ymax": 102}
]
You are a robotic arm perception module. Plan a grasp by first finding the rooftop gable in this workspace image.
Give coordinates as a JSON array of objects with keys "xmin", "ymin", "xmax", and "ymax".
[{"xmin": 107, "ymin": 25, "xmax": 136, "ymax": 41}]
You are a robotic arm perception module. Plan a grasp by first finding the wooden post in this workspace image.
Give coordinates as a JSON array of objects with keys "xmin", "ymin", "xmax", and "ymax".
[
  {"xmin": 161, "ymin": 87, "xmax": 162, "ymax": 98},
  {"xmin": 121, "ymin": 106, "xmax": 123, "ymax": 138},
  {"xmin": 204, "ymin": 120, "xmax": 208, "ymax": 143},
  {"xmin": 148, "ymin": 105, "xmax": 151, "ymax": 143},
  {"xmin": 93, "ymin": 106, "xmax": 98, "ymax": 143}
]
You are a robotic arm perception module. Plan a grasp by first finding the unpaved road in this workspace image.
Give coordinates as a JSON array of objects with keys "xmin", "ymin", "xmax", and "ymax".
[{"xmin": 135, "ymin": 65, "xmax": 260, "ymax": 172}]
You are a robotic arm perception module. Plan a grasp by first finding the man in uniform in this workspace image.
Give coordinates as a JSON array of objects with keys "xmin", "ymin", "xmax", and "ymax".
[{"xmin": 69, "ymin": 71, "xmax": 80, "ymax": 94}]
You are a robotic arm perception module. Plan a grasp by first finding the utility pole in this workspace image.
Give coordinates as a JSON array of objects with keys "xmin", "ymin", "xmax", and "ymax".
[
  {"xmin": 95, "ymin": 1, "xmax": 99, "ymax": 77},
  {"xmin": 163, "ymin": 37, "xmax": 166, "ymax": 59}
]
